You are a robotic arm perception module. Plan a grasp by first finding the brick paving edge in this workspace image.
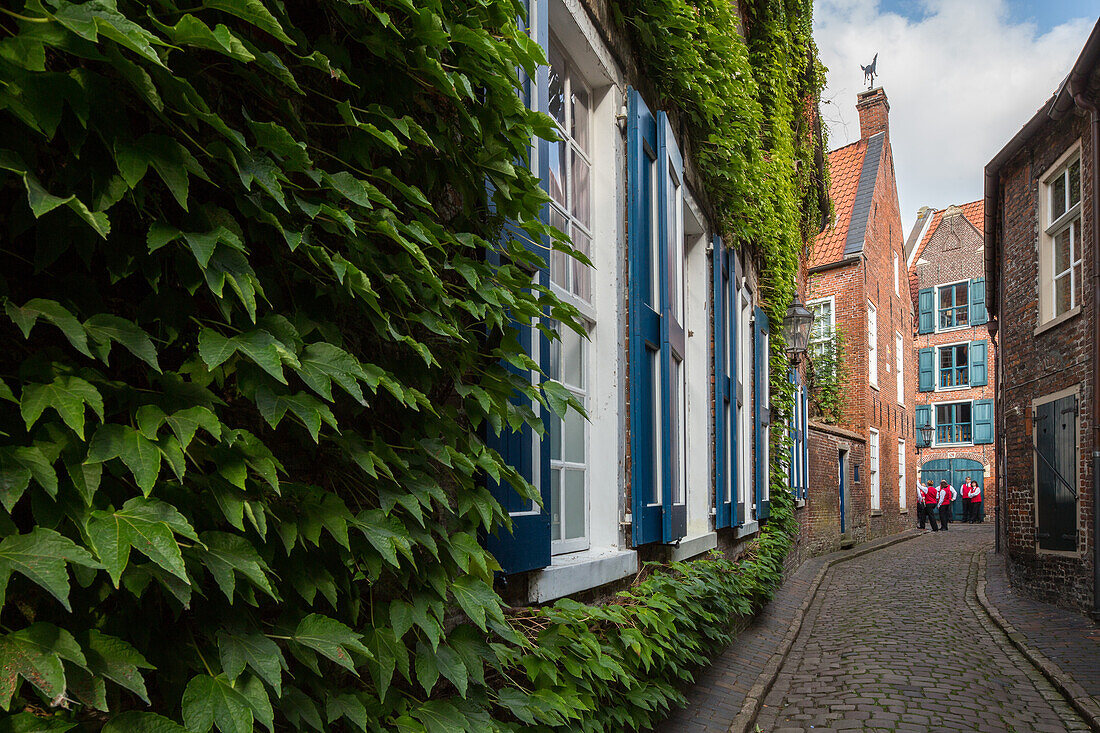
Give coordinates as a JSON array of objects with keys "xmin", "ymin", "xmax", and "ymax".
[
  {"xmin": 974, "ymin": 552, "xmax": 1100, "ymax": 733},
  {"xmin": 727, "ymin": 528, "xmax": 923, "ymax": 733}
]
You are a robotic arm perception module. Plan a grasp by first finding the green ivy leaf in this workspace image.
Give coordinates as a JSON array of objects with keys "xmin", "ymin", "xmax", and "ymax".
[
  {"xmin": 84, "ymin": 314, "xmax": 162, "ymax": 372},
  {"xmin": 195, "ymin": 531, "xmax": 276, "ymax": 601},
  {"xmin": 0, "ymin": 711, "xmax": 77, "ymax": 731},
  {"xmin": 216, "ymin": 631, "xmax": 283, "ymax": 695},
  {"xmin": 20, "ymin": 376, "xmax": 104, "ymax": 438},
  {"xmin": 102, "ymin": 712, "xmax": 188, "ymax": 733},
  {"xmin": 291, "ymin": 614, "xmax": 371, "ymax": 674},
  {"xmin": 181, "ymin": 674, "xmax": 253, "ymax": 733},
  {"xmin": 203, "ymin": 0, "xmax": 296, "ymax": 46},
  {"xmin": 86, "ymin": 424, "xmax": 161, "ymax": 494},
  {"xmin": 236, "ymin": 674, "xmax": 273, "ymax": 731},
  {"xmin": 0, "ymin": 623, "xmax": 86, "ymax": 711},
  {"xmin": 449, "ymin": 575, "xmax": 500, "ymax": 632},
  {"xmin": 87, "ymin": 497, "xmax": 198, "ymax": 587},
  {"xmin": 5, "ymin": 298, "xmax": 92, "ymax": 357},
  {"xmin": 325, "ymin": 693, "xmax": 368, "ymax": 731},
  {"xmin": 0, "ymin": 528, "xmax": 101, "ymax": 611},
  {"xmin": 83, "ymin": 629, "xmax": 155, "ymax": 704},
  {"xmin": 0, "ymin": 445, "xmax": 59, "ymax": 509}
]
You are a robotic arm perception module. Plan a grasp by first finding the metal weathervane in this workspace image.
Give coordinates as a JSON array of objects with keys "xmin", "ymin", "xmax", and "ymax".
[{"xmin": 861, "ymin": 53, "xmax": 878, "ymax": 88}]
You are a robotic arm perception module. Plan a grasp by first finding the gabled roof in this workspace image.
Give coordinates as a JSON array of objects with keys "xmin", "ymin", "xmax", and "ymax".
[
  {"xmin": 810, "ymin": 133, "xmax": 885, "ymax": 269},
  {"xmin": 907, "ymin": 199, "xmax": 984, "ymax": 302}
]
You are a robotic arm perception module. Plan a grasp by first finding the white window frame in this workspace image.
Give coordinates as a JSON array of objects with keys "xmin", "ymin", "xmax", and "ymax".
[
  {"xmin": 898, "ymin": 438, "xmax": 906, "ymax": 510},
  {"xmin": 869, "ymin": 428, "xmax": 880, "ymax": 511},
  {"xmin": 934, "ymin": 340, "xmax": 971, "ymax": 392},
  {"xmin": 895, "ymin": 331, "xmax": 904, "ymax": 404},
  {"xmin": 868, "ymin": 300, "xmax": 878, "ymax": 389},
  {"xmin": 547, "ymin": 321, "xmax": 590, "ymax": 555},
  {"xmin": 935, "ymin": 279, "xmax": 970, "ymax": 333},
  {"xmin": 932, "ymin": 400, "xmax": 974, "ymax": 447},
  {"xmin": 808, "ymin": 295, "xmax": 835, "ymax": 360},
  {"xmin": 1038, "ymin": 142, "xmax": 1083, "ymax": 329}
]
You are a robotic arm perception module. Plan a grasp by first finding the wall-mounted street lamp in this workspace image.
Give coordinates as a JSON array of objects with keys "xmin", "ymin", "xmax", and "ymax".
[
  {"xmin": 917, "ymin": 424, "xmax": 934, "ymax": 454},
  {"xmin": 783, "ymin": 295, "xmax": 814, "ymax": 365}
]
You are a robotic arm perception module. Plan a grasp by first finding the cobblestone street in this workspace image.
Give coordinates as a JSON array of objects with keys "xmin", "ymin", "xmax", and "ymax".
[{"xmin": 755, "ymin": 526, "xmax": 1088, "ymax": 732}]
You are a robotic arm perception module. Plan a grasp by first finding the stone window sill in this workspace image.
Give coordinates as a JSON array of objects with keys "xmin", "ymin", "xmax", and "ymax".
[
  {"xmin": 734, "ymin": 520, "xmax": 760, "ymax": 539},
  {"xmin": 795, "ymin": 499, "xmax": 806, "ymax": 509},
  {"xmin": 1034, "ymin": 304, "xmax": 1081, "ymax": 336},
  {"xmin": 527, "ymin": 548, "xmax": 638, "ymax": 604},
  {"xmin": 899, "ymin": 508, "xmax": 909, "ymax": 515},
  {"xmin": 666, "ymin": 532, "xmax": 718, "ymax": 562},
  {"xmin": 870, "ymin": 509, "xmax": 883, "ymax": 517}
]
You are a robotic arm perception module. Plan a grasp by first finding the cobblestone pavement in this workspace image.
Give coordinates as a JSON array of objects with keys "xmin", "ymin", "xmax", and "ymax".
[{"xmin": 754, "ymin": 525, "xmax": 1089, "ymax": 732}]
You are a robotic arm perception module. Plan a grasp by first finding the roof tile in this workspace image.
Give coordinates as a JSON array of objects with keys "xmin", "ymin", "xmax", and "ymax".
[{"xmin": 810, "ymin": 140, "xmax": 868, "ymax": 269}]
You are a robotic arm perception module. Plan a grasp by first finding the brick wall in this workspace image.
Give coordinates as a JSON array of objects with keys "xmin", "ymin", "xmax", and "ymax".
[
  {"xmin": 996, "ymin": 108, "xmax": 1095, "ymax": 614},
  {"xmin": 912, "ymin": 209, "xmax": 997, "ymax": 514}
]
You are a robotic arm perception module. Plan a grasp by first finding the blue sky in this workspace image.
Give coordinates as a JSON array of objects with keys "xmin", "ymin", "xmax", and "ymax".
[{"xmin": 814, "ymin": 1, "xmax": 1097, "ymax": 232}]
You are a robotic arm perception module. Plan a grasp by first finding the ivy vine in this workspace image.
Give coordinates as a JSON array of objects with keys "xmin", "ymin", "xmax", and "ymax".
[{"xmin": 0, "ymin": 0, "xmax": 824, "ymax": 731}]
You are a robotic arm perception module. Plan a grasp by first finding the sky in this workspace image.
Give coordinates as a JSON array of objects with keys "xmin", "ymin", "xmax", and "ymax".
[{"xmin": 813, "ymin": 0, "xmax": 1097, "ymax": 236}]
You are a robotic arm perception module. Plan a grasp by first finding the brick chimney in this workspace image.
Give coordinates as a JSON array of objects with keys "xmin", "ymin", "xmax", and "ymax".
[{"xmin": 856, "ymin": 87, "xmax": 890, "ymax": 140}]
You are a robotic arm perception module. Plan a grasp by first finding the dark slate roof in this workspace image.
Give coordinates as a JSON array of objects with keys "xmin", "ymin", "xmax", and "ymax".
[{"xmin": 842, "ymin": 131, "xmax": 885, "ymax": 257}]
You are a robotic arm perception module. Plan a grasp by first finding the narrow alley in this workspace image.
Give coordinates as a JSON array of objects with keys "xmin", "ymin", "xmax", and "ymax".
[{"xmin": 664, "ymin": 526, "xmax": 1096, "ymax": 732}]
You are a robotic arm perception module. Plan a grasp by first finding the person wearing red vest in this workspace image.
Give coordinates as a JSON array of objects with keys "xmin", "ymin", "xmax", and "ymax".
[
  {"xmin": 938, "ymin": 480, "xmax": 955, "ymax": 531},
  {"xmin": 963, "ymin": 477, "xmax": 983, "ymax": 523},
  {"xmin": 922, "ymin": 482, "xmax": 940, "ymax": 531}
]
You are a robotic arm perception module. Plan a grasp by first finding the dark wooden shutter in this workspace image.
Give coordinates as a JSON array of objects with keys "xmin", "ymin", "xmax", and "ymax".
[
  {"xmin": 918, "ymin": 288, "xmax": 934, "ymax": 333},
  {"xmin": 1036, "ymin": 395, "xmax": 1077, "ymax": 551}
]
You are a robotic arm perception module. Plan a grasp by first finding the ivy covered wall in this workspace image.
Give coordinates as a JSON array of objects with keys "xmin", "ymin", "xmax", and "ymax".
[{"xmin": 0, "ymin": 0, "xmax": 824, "ymax": 731}]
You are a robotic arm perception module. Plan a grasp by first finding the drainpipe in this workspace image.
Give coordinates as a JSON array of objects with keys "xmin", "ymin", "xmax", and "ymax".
[{"xmin": 1071, "ymin": 89, "xmax": 1100, "ymax": 620}]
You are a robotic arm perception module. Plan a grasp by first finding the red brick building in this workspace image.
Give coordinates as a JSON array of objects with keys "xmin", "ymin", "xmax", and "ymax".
[
  {"xmin": 906, "ymin": 201, "xmax": 997, "ymax": 521},
  {"xmin": 985, "ymin": 19, "xmax": 1100, "ymax": 616},
  {"xmin": 806, "ymin": 88, "xmax": 917, "ymax": 542}
]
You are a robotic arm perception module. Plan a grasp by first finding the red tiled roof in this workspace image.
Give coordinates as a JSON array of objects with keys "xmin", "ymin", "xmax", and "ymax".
[
  {"xmin": 907, "ymin": 199, "xmax": 984, "ymax": 302},
  {"xmin": 810, "ymin": 140, "xmax": 868, "ymax": 269}
]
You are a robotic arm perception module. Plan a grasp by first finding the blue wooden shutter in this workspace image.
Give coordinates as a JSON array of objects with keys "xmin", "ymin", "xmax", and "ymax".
[
  {"xmin": 969, "ymin": 340, "xmax": 988, "ymax": 387},
  {"xmin": 970, "ymin": 277, "xmax": 987, "ymax": 325},
  {"xmin": 915, "ymin": 404, "xmax": 932, "ymax": 447},
  {"xmin": 754, "ymin": 306, "xmax": 770, "ymax": 520},
  {"xmin": 801, "ymin": 386, "xmax": 809, "ymax": 500},
  {"xmin": 714, "ymin": 240, "xmax": 734, "ymax": 529},
  {"xmin": 973, "ymin": 398, "xmax": 993, "ymax": 444},
  {"xmin": 658, "ymin": 111, "xmax": 686, "ymax": 543},
  {"xmin": 918, "ymin": 288, "xmax": 934, "ymax": 334},
  {"xmin": 788, "ymin": 370, "xmax": 797, "ymax": 499},
  {"xmin": 484, "ymin": 0, "xmax": 551, "ymax": 574},
  {"xmin": 918, "ymin": 347, "xmax": 934, "ymax": 392},
  {"xmin": 627, "ymin": 89, "xmax": 664, "ymax": 546},
  {"xmin": 732, "ymin": 257, "xmax": 743, "ymax": 526}
]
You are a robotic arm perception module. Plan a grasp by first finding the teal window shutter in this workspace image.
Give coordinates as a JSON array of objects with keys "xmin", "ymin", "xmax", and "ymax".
[
  {"xmin": 918, "ymin": 347, "xmax": 934, "ymax": 392},
  {"xmin": 801, "ymin": 386, "xmax": 809, "ymax": 501},
  {"xmin": 969, "ymin": 340, "xmax": 988, "ymax": 387},
  {"xmin": 970, "ymin": 277, "xmax": 987, "ymax": 325},
  {"xmin": 973, "ymin": 399, "xmax": 994, "ymax": 444},
  {"xmin": 627, "ymin": 88, "xmax": 664, "ymax": 547},
  {"xmin": 754, "ymin": 306, "xmax": 770, "ymax": 520},
  {"xmin": 918, "ymin": 288, "xmax": 934, "ymax": 333},
  {"xmin": 915, "ymin": 404, "xmax": 932, "ymax": 447},
  {"xmin": 713, "ymin": 240, "xmax": 734, "ymax": 529}
]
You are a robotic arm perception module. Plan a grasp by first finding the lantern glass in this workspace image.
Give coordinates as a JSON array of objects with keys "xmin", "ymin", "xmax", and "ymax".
[
  {"xmin": 919, "ymin": 424, "xmax": 934, "ymax": 445},
  {"xmin": 783, "ymin": 296, "xmax": 814, "ymax": 363}
]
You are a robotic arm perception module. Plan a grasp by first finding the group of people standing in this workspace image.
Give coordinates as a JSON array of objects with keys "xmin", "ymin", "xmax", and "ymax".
[{"xmin": 916, "ymin": 477, "xmax": 982, "ymax": 531}]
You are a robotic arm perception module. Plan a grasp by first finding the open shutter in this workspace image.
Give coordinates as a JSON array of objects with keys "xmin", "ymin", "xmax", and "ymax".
[
  {"xmin": 658, "ymin": 111, "xmax": 686, "ymax": 543},
  {"xmin": 1036, "ymin": 395, "xmax": 1077, "ymax": 551},
  {"xmin": 970, "ymin": 277, "xmax": 987, "ymax": 325},
  {"xmin": 918, "ymin": 347, "xmax": 934, "ymax": 392},
  {"xmin": 788, "ymin": 371, "xmax": 798, "ymax": 499},
  {"xmin": 801, "ymin": 386, "xmax": 809, "ymax": 501},
  {"xmin": 915, "ymin": 404, "xmax": 932, "ymax": 447},
  {"xmin": 627, "ymin": 88, "xmax": 664, "ymax": 546},
  {"xmin": 970, "ymin": 340, "xmax": 988, "ymax": 387},
  {"xmin": 754, "ymin": 306, "xmax": 770, "ymax": 520},
  {"xmin": 484, "ymin": 0, "xmax": 551, "ymax": 574},
  {"xmin": 973, "ymin": 398, "xmax": 993, "ymax": 444},
  {"xmin": 714, "ymin": 240, "xmax": 734, "ymax": 529},
  {"xmin": 918, "ymin": 288, "xmax": 934, "ymax": 333}
]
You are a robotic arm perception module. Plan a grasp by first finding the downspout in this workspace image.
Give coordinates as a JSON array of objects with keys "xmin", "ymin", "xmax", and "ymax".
[{"xmin": 1071, "ymin": 89, "xmax": 1100, "ymax": 619}]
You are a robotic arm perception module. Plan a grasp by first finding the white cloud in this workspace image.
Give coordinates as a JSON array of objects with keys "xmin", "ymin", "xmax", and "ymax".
[{"xmin": 814, "ymin": 0, "xmax": 1094, "ymax": 229}]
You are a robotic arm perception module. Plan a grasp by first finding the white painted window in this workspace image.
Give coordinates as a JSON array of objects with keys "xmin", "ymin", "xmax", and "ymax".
[
  {"xmin": 1040, "ymin": 148, "xmax": 1082, "ymax": 324},
  {"xmin": 869, "ymin": 428, "xmax": 880, "ymax": 510},
  {"xmin": 895, "ymin": 332, "xmax": 904, "ymax": 404},
  {"xmin": 868, "ymin": 301, "xmax": 878, "ymax": 389},
  {"xmin": 894, "ymin": 252, "xmax": 900, "ymax": 296},
  {"xmin": 548, "ymin": 322, "xmax": 588, "ymax": 553},
  {"xmin": 898, "ymin": 438, "xmax": 906, "ymax": 510},
  {"xmin": 936, "ymin": 280, "xmax": 970, "ymax": 331},
  {"xmin": 807, "ymin": 296, "xmax": 834, "ymax": 359},
  {"xmin": 547, "ymin": 37, "xmax": 592, "ymax": 304}
]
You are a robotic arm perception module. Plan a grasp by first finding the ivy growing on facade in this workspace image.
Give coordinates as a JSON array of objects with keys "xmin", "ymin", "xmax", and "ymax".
[{"xmin": 0, "ymin": 0, "xmax": 824, "ymax": 731}]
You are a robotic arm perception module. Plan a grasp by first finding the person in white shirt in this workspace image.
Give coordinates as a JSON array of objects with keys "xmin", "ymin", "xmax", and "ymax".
[
  {"xmin": 963, "ymin": 476, "xmax": 983, "ymax": 523},
  {"xmin": 938, "ymin": 480, "xmax": 955, "ymax": 531}
]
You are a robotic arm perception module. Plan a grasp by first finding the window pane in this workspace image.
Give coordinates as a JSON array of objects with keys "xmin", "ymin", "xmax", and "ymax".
[
  {"xmin": 548, "ymin": 138, "xmax": 566, "ymax": 206},
  {"xmin": 570, "ymin": 225, "xmax": 591, "ymax": 302},
  {"xmin": 549, "ymin": 411, "xmax": 562, "ymax": 461},
  {"xmin": 550, "ymin": 207, "xmax": 569, "ymax": 289},
  {"xmin": 564, "ymin": 401, "xmax": 584, "ymax": 463},
  {"xmin": 650, "ymin": 349, "xmax": 662, "ymax": 504},
  {"xmin": 550, "ymin": 468, "xmax": 561, "ymax": 541},
  {"xmin": 561, "ymin": 326, "xmax": 583, "ymax": 389},
  {"xmin": 570, "ymin": 77, "xmax": 589, "ymax": 153},
  {"xmin": 570, "ymin": 148, "xmax": 590, "ymax": 228},
  {"xmin": 1069, "ymin": 159, "xmax": 1081, "ymax": 208},
  {"xmin": 1052, "ymin": 171, "xmax": 1067, "ymax": 220},
  {"xmin": 548, "ymin": 44, "xmax": 565, "ymax": 128},
  {"xmin": 1054, "ymin": 226, "xmax": 1072, "ymax": 275},
  {"xmin": 563, "ymin": 469, "xmax": 585, "ymax": 540},
  {"xmin": 1055, "ymin": 273, "xmax": 1072, "ymax": 316},
  {"xmin": 671, "ymin": 358, "xmax": 683, "ymax": 504}
]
